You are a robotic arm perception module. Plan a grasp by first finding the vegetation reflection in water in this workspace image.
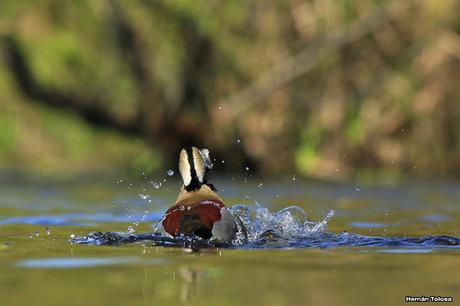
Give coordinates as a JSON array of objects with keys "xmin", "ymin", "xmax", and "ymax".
[{"xmin": 1, "ymin": 177, "xmax": 460, "ymax": 306}]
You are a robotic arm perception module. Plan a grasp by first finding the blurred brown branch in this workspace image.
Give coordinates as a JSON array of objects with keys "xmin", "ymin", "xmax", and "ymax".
[
  {"xmin": 223, "ymin": 0, "xmax": 413, "ymax": 120},
  {"xmin": 1, "ymin": 36, "xmax": 142, "ymax": 135}
]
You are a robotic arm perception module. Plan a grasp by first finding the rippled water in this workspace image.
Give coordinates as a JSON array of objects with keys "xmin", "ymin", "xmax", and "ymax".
[
  {"xmin": 70, "ymin": 205, "xmax": 460, "ymax": 251},
  {"xmin": 1, "ymin": 175, "xmax": 460, "ymax": 306}
]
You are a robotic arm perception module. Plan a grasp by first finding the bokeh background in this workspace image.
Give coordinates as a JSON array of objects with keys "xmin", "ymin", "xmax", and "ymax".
[{"xmin": 0, "ymin": 0, "xmax": 459, "ymax": 181}]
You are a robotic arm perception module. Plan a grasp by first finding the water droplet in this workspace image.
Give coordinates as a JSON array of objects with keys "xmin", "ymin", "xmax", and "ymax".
[
  {"xmin": 292, "ymin": 175, "xmax": 296, "ymax": 181},
  {"xmin": 127, "ymin": 226, "xmax": 136, "ymax": 234},
  {"xmin": 167, "ymin": 169, "xmax": 174, "ymax": 176},
  {"xmin": 70, "ymin": 234, "xmax": 75, "ymax": 239},
  {"xmin": 218, "ymin": 106, "xmax": 222, "ymax": 110},
  {"xmin": 355, "ymin": 187, "xmax": 360, "ymax": 191},
  {"xmin": 45, "ymin": 227, "xmax": 51, "ymax": 235},
  {"xmin": 221, "ymin": 160, "xmax": 225, "ymax": 164},
  {"xmin": 139, "ymin": 194, "xmax": 149, "ymax": 200},
  {"xmin": 179, "ymin": 205, "xmax": 185, "ymax": 211},
  {"xmin": 257, "ymin": 182, "xmax": 264, "ymax": 188},
  {"xmin": 153, "ymin": 182, "xmax": 161, "ymax": 189},
  {"xmin": 34, "ymin": 231, "xmax": 39, "ymax": 236},
  {"xmin": 245, "ymin": 166, "xmax": 249, "ymax": 171},
  {"xmin": 236, "ymin": 139, "xmax": 241, "ymax": 143}
]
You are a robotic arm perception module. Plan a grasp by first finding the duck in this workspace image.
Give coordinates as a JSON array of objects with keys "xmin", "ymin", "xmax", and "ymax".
[{"xmin": 161, "ymin": 146, "xmax": 247, "ymax": 244}]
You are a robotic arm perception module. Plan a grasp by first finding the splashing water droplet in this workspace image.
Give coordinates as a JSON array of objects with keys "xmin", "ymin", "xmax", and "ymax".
[
  {"xmin": 257, "ymin": 182, "xmax": 264, "ymax": 188},
  {"xmin": 308, "ymin": 210, "xmax": 335, "ymax": 233},
  {"xmin": 292, "ymin": 175, "xmax": 296, "ymax": 181},
  {"xmin": 34, "ymin": 231, "xmax": 39, "ymax": 236},
  {"xmin": 127, "ymin": 226, "xmax": 136, "ymax": 234},
  {"xmin": 45, "ymin": 227, "xmax": 51, "ymax": 235},
  {"xmin": 141, "ymin": 210, "xmax": 149, "ymax": 221},
  {"xmin": 152, "ymin": 215, "xmax": 167, "ymax": 233},
  {"xmin": 245, "ymin": 166, "xmax": 249, "ymax": 171},
  {"xmin": 236, "ymin": 139, "xmax": 241, "ymax": 143},
  {"xmin": 152, "ymin": 182, "xmax": 161, "ymax": 189},
  {"xmin": 167, "ymin": 169, "xmax": 174, "ymax": 176},
  {"xmin": 139, "ymin": 194, "xmax": 150, "ymax": 200}
]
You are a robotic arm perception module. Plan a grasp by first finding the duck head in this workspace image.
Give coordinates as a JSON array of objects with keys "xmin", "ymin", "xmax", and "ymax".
[{"xmin": 179, "ymin": 146, "xmax": 215, "ymax": 192}]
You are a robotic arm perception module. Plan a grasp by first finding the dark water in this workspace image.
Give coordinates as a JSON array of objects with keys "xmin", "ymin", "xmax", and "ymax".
[
  {"xmin": 1, "ymin": 175, "xmax": 460, "ymax": 306},
  {"xmin": 70, "ymin": 230, "xmax": 460, "ymax": 252}
]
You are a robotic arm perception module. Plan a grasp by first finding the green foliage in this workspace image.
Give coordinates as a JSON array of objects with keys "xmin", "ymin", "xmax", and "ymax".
[
  {"xmin": 0, "ymin": 111, "xmax": 16, "ymax": 152},
  {"xmin": 296, "ymin": 123, "xmax": 322, "ymax": 175},
  {"xmin": 1, "ymin": 0, "xmax": 460, "ymax": 179}
]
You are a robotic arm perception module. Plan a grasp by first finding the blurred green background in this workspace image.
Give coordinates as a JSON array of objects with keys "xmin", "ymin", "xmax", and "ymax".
[{"xmin": 0, "ymin": 0, "xmax": 459, "ymax": 181}]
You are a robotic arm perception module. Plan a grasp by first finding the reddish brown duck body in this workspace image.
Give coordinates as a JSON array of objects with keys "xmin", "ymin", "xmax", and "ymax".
[{"xmin": 163, "ymin": 185, "xmax": 225, "ymax": 238}]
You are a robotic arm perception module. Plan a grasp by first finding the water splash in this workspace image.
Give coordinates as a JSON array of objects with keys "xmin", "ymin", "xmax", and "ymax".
[
  {"xmin": 138, "ymin": 194, "xmax": 150, "ymax": 200},
  {"xmin": 229, "ymin": 204, "xmax": 334, "ymax": 241},
  {"xmin": 68, "ymin": 203, "xmax": 460, "ymax": 251},
  {"xmin": 151, "ymin": 214, "xmax": 166, "ymax": 234},
  {"xmin": 70, "ymin": 204, "xmax": 335, "ymax": 247}
]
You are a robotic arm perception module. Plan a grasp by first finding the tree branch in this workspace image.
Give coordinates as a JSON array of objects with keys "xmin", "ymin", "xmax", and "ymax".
[
  {"xmin": 1, "ymin": 36, "xmax": 142, "ymax": 135},
  {"xmin": 222, "ymin": 0, "xmax": 413, "ymax": 119}
]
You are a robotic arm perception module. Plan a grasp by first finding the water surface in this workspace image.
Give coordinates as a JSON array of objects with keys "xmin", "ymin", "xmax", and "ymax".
[{"xmin": 1, "ymin": 175, "xmax": 459, "ymax": 306}]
